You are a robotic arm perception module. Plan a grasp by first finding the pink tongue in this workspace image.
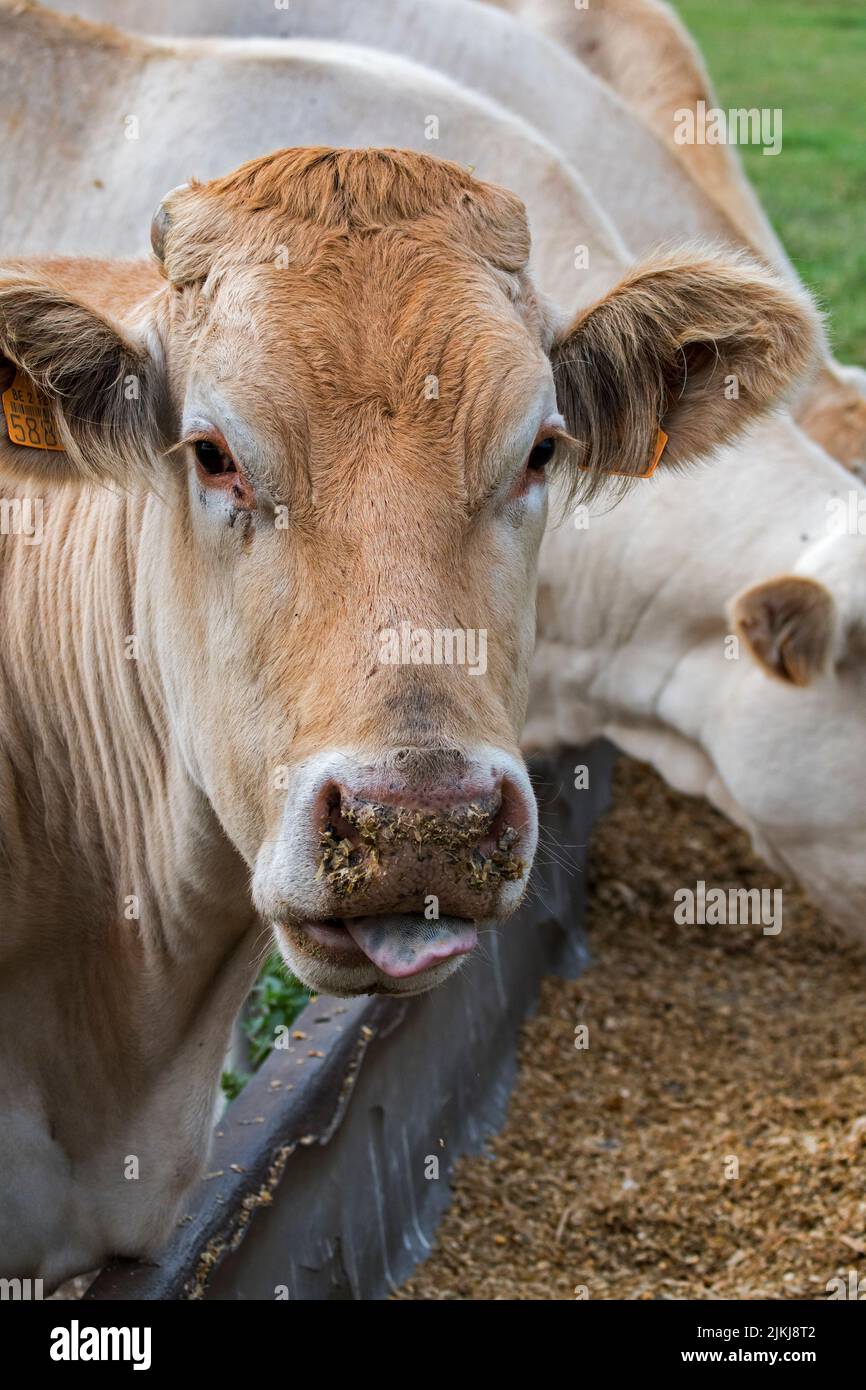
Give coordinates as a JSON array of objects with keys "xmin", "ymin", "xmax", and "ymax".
[{"xmin": 344, "ymin": 915, "xmax": 477, "ymax": 979}]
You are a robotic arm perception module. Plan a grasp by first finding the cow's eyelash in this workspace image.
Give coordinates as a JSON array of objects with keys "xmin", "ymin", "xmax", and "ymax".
[
  {"xmin": 532, "ymin": 424, "xmax": 575, "ymax": 461},
  {"xmin": 516, "ymin": 426, "xmax": 574, "ymax": 487}
]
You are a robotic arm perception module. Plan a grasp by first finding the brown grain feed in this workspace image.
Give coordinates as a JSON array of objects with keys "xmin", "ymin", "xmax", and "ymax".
[{"xmin": 396, "ymin": 757, "xmax": 866, "ymax": 1301}]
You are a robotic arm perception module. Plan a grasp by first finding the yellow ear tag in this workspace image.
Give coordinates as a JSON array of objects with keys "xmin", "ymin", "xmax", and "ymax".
[{"xmin": 2, "ymin": 370, "xmax": 63, "ymax": 451}]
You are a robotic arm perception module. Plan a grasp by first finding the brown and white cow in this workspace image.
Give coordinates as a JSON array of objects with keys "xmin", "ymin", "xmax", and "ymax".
[{"xmin": 0, "ymin": 144, "xmax": 814, "ymax": 1283}]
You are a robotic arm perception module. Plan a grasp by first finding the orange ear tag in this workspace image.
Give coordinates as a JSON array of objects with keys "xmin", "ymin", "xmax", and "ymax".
[
  {"xmin": 2, "ymin": 370, "xmax": 63, "ymax": 451},
  {"xmin": 577, "ymin": 427, "xmax": 668, "ymax": 479},
  {"xmin": 641, "ymin": 427, "xmax": 668, "ymax": 478}
]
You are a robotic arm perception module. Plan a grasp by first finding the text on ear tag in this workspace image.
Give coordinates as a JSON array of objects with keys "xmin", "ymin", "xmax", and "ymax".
[{"xmin": 2, "ymin": 370, "xmax": 63, "ymax": 451}]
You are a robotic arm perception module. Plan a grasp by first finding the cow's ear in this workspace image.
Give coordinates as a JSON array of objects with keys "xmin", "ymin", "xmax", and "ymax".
[
  {"xmin": 0, "ymin": 268, "xmax": 166, "ymax": 485},
  {"xmin": 731, "ymin": 575, "xmax": 835, "ymax": 686},
  {"xmin": 552, "ymin": 251, "xmax": 819, "ymax": 487}
]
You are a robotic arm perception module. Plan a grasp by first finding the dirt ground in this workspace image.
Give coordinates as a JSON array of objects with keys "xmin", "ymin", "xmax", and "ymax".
[{"xmin": 396, "ymin": 757, "xmax": 866, "ymax": 1301}]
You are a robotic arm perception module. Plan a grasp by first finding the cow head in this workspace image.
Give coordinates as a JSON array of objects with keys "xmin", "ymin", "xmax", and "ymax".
[
  {"xmin": 720, "ymin": 529, "xmax": 866, "ymax": 932},
  {"xmin": 0, "ymin": 148, "xmax": 817, "ymax": 995}
]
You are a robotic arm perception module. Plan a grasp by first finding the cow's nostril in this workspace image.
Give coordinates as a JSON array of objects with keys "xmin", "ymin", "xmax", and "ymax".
[
  {"xmin": 314, "ymin": 780, "xmax": 342, "ymax": 829},
  {"xmin": 488, "ymin": 777, "xmax": 532, "ymax": 848}
]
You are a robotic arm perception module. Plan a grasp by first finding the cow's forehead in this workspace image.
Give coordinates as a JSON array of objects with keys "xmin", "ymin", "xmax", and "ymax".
[
  {"xmin": 182, "ymin": 254, "xmax": 552, "ymax": 464},
  {"xmin": 197, "ymin": 226, "xmax": 540, "ymax": 345}
]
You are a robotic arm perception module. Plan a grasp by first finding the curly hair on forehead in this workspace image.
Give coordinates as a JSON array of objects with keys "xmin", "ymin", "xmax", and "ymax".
[
  {"xmin": 203, "ymin": 146, "xmax": 486, "ymax": 228},
  {"xmin": 151, "ymin": 146, "xmax": 532, "ymax": 288}
]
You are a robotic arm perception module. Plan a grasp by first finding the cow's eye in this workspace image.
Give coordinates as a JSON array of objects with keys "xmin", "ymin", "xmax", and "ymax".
[
  {"xmin": 526, "ymin": 436, "xmax": 556, "ymax": 473},
  {"xmin": 194, "ymin": 438, "xmax": 236, "ymax": 477}
]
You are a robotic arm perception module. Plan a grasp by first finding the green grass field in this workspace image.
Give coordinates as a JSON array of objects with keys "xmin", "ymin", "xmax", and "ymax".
[{"xmin": 675, "ymin": 0, "xmax": 866, "ymax": 363}]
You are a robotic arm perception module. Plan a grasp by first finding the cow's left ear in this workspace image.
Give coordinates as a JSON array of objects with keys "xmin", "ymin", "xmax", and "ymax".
[
  {"xmin": 731, "ymin": 575, "xmax": 836, "ymax": 686},
  {"xmin": 0, "ymin": 266, "xmax": 166, "ymax": 485},
  {"xmin": 552, "ymin": 250, "xmax": 820, "ymax": 484}
]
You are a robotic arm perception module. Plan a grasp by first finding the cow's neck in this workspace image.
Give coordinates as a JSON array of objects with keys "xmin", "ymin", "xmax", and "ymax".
[
  {"xmin": 530, "ymin": 419, "xmax": 850, "ymax": 787},
  {"xmin": 0, "ymin": 475, "xmax": 259, "ymax": 1118}
]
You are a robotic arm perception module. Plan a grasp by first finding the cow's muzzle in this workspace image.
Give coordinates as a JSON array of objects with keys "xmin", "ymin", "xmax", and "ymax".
[{"xmin": 252, "ymin": 746, "xmax": 538, "ymax": 994}]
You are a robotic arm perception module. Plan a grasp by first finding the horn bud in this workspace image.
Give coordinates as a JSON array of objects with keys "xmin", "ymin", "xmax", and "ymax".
[{"xmin": 150, "ymin": 183, "xmax": 188, "ymax": 263}]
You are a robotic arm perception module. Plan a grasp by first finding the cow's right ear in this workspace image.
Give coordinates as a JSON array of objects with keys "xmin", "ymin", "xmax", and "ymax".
[
  {"xmin": 0, "ymin": 268, "xmax": 166, "ymax": 485},
  {"xmin": 731, "ymin": 575, "xmax": 836, "ymax": 686}
]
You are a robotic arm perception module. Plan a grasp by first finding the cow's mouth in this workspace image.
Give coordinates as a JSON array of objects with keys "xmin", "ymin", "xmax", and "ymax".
[{"xmin": 301, "ymin": 913, "xmax": 478, "ymax": 979}]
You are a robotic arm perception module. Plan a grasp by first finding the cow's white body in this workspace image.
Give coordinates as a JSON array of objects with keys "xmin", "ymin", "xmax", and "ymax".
[
  {"xmin": 532, "ymin": 426, "xmax": 866, "ymax": 932},
  {"xmin": 42, "ymin": 0, "xmax": 742, "ymax": 257},
  {"xmin": 1, "ymin": 8, "xmax": 627, "ymax": 303},
  {"xmin": 44, "ymin": 0, "xmax": 866, "ymax": 467}
]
